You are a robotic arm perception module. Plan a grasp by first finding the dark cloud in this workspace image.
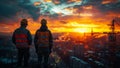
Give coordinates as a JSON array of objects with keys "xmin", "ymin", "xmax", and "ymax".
[
  {"xmin": 80, "ymin": 0, "xmax": 120, "ymax": 13},
  {"xmin": 0, "ymin": 0, "xmax": 40, "ymax": 23},
  {"xmin": 98, "ymin": 2, "xmax": 120, "ymax": 13},
  {"xmin": 80, "ymin": 0, "xmax": 102, "ymax": 6},
  {"xmin": 0, "ymin": 0, "xmax": 120, "ymax": 23},
  {"xmin": 84, "ymin": 0, "xmax": 102, "ymax": 5},
  {"xmin": 18, "ymin": 3, "xmax": 40, "ymax": 20},
  {"xmin": 79, "ymin": 0, "xmax": 120, "ymax": 18},
  {"xmin": 0, "ymin": 0, "xmax": 19, "ymax": 22}
]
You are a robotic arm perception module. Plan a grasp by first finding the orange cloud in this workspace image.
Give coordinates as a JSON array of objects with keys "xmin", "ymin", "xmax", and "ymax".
[
  {"xmin": 1, "ymin": 9, "xmax": 120, "ymax": 34},
  {"xmin": 102, "ymin": 0, "xmax": 118, "ymax": 4},
  {"xmin": 34, "ymin": 2, "xmax": 41, "ymax": 6},
  {"xmin": 36, "ymin": 15, "xmax": 111, "ymax": 33},
  {"xmin": 82, "ymin": 5, "xmax": 93, "ymax": 10},
  {"xmin": 52, "ymin": 0, "xmax": 61, "ymax": 4},
  {"xmin": 67, "ymin": 0, "xmax": 82, "ymax": 3},
  {"xmin": 44, "ymin": 0, "xmax": 52, "ymax": 2}
]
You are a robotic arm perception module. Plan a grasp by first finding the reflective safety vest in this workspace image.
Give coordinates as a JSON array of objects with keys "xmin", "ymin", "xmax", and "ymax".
[
  {"xmin": 15, "ymin": 33, "xmax": 28, "ymax": 47},
  {"xmin": 37, "ymin": 31, "xmax": 49, "ymax": 47}
]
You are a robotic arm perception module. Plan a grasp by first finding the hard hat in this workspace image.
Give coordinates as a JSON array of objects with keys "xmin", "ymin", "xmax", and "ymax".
[
  {"xmin": 41, "ymin": 19, "xmax": 47, "ymax": 25},
  {"xmin": 21, "ymin": 19, "xmax": 28, "ymax": 26}
]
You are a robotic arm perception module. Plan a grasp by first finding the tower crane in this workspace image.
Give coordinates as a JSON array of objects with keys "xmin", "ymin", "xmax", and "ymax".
[{"xmin": 108, "ymin": 17, "xmax": 120, "ymax": 42}]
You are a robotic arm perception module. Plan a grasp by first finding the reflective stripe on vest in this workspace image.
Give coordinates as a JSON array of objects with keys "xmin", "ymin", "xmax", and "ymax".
[
  {"xmin": 37, "ymin": 31, "xmax": 49, "ymax": 47},
  {"xmin": 15, "ymin": 34, "xmax": 28, "ymax": 47}
]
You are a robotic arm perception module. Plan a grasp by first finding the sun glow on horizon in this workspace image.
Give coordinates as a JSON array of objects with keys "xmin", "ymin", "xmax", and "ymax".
[
  {"xmin": 74, "ymin": 28, "xmax": 90, "ymax": 33},
  {"xmin": 0, "ymin": 16, "xmax": 119, "ymax": 35},
  {"xmin": 0, "ymin": 21, "xmax": 112, "ymax": 34}
]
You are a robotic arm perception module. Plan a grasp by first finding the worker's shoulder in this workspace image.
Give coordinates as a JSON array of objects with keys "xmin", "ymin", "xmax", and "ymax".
[
  {"xmin": 25, "ymin": 28, "xmax": 30, "ymax": 32},
  {"xmin": 14, "ymin": 28, "xmax": 20, "ymax": 32},
  {"xmin": 36, "ymin": 29, "xmax": 51, "ymax": 33},
  {"xmin": 15, "ymin": 28, "xmax": 30, "ymax": 33},
  {"xmin": 47, "ymin": 29, "xmax": 52, "ymax": 33}
]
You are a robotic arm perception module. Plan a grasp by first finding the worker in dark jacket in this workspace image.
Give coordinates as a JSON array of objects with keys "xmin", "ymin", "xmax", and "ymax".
[
  {"xmin": 12, "ymin": 19, "xmax": 32, "ymax": 67},
  {"xmin": 34, "ymin": 19, "xmax": 53, "ymax": 68}
]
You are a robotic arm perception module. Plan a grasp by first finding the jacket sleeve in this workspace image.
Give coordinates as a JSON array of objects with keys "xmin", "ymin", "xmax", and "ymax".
[
  {"xmin": 12, "ymin": 31, "xmax": 16, "ymax": 45},
  {"xmin": 49, "ymin": 30, "xmax": 53, "ymax": 50},
  {"xmin": 27, "ymin": 31, "xmax": 32, "ymax": 45},
  {"xmin": 34, "ymin": 30, "xmax": 38, "ymax": 52}
]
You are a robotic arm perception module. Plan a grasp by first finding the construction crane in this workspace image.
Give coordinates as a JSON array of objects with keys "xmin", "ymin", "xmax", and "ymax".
[
  {"xmin": 107, "ymin": 17, "xmax": 120, "ymax": 66},
  {"xmin": 108, "ymin": 17, "xmax": 120, "ymax": 42}
]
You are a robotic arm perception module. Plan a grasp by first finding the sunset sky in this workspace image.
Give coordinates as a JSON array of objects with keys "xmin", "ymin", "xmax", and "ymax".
[{"xmin": 0, "ymin": 0, "xmax": 120, "ymax": 34}]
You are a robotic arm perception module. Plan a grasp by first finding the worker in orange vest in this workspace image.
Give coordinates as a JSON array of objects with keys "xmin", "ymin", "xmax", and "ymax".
[
  {"xmin": 34, "ymin": 19, "xmax": 53, "ymax": 68},
  {"xmin": 12, "ymin": 19, "xmax": 32, "ymax": 67}
]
